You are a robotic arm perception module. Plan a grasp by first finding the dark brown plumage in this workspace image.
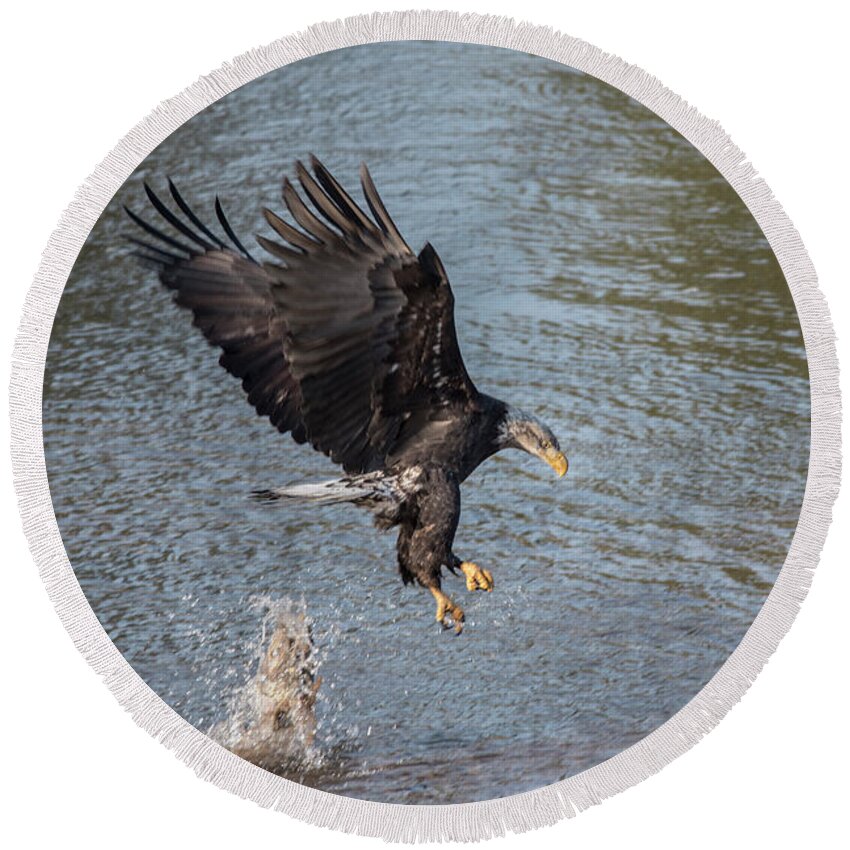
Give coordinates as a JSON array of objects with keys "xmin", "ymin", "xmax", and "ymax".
[{"xmin": 128, "ymin": 156, "xmax": 567, "ymax": 632}]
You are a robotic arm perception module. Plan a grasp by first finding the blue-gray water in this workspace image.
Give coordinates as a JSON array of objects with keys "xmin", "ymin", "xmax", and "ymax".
[{"xmin": 43, "ymin": 42, "xmax": 809, "ymax": 804}]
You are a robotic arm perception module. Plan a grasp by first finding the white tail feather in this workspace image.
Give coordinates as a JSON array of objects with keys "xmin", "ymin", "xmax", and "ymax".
[{"xmin": 253, "ymin": 476, "xmax": 384, "ymax": 505}]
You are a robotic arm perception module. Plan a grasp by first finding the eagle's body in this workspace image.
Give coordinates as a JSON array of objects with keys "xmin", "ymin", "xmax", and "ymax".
[
  {"xmin": 385, "ymin": 393, "xmax": 506, "ymax": 481},
  {"xmin": 129, "ymin": 157, "xmax": 567, "ymax": 632}
]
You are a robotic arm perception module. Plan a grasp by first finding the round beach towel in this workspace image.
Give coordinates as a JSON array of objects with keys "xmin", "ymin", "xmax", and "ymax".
[{"xmin": 10, "ymin": 11, "xmax": 840, "ymax": 842}]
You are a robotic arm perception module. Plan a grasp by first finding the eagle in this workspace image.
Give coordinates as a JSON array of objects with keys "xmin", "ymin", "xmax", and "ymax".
[{"xmin": 127, "ymin": 156, "xmax": 568, "ymax": 633}]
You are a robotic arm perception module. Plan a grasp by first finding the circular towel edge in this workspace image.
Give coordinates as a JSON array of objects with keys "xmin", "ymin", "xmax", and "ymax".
[{"xmin": 8, "ymin": 9, "xmax": 842, "ymax": 843}]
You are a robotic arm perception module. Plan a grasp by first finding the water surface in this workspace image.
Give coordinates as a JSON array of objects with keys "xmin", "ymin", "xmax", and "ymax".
[{"xmin": 43, "ymin": 42, "xmax": 809, "ymax": 804}]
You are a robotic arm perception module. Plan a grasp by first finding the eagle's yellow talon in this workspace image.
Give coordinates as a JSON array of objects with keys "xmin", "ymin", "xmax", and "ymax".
[
  {"xmin": 460, "ymin": 561, "xmax": 494, "ymax": 593},
  {"xmin": 430, "ymin": 587, "xmax": 465, "ymax": 634}
]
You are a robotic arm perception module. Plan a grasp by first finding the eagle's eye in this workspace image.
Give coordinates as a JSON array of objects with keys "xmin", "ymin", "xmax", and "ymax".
[{"xmin": 541, "ymin": 439, "xmax": 551, "ymax": 450}]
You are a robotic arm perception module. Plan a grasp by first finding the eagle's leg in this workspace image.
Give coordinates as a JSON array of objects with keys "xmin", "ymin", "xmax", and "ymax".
[
  {"xmin": 459, "ymin": 561, "xmax": 494, "ymax": 593},
  {"xmin": 430, "ymin": 587, "xmax": 465, "ymax": 634}
]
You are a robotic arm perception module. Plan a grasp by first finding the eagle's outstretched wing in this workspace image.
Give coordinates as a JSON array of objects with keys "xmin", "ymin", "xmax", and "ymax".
[{"xmin": 127, "ymin": 156, "xmax": 478, "ymax": 473}]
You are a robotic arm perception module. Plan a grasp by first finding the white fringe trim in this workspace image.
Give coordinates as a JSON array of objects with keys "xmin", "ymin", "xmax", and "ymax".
[{"xmin": 8, "ymin": 10, "xmax": 841, "ymax": 843}]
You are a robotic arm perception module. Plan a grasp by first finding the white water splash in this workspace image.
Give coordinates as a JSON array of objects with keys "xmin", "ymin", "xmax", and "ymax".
[{"xmin": 210, "ymin": 597, "xmax": 321, "ymax": 772}]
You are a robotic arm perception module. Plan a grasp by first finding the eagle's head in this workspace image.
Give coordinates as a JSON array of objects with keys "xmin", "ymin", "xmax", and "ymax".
[{"xmin": 498, "ymin": 406, "xmax": 568, "ymax": 477}]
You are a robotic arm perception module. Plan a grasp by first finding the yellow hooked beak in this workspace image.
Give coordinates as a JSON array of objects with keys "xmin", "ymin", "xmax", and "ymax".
[{"xmin": 544, "ymin": 447, "xmax": 569, "ymax": 477}]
